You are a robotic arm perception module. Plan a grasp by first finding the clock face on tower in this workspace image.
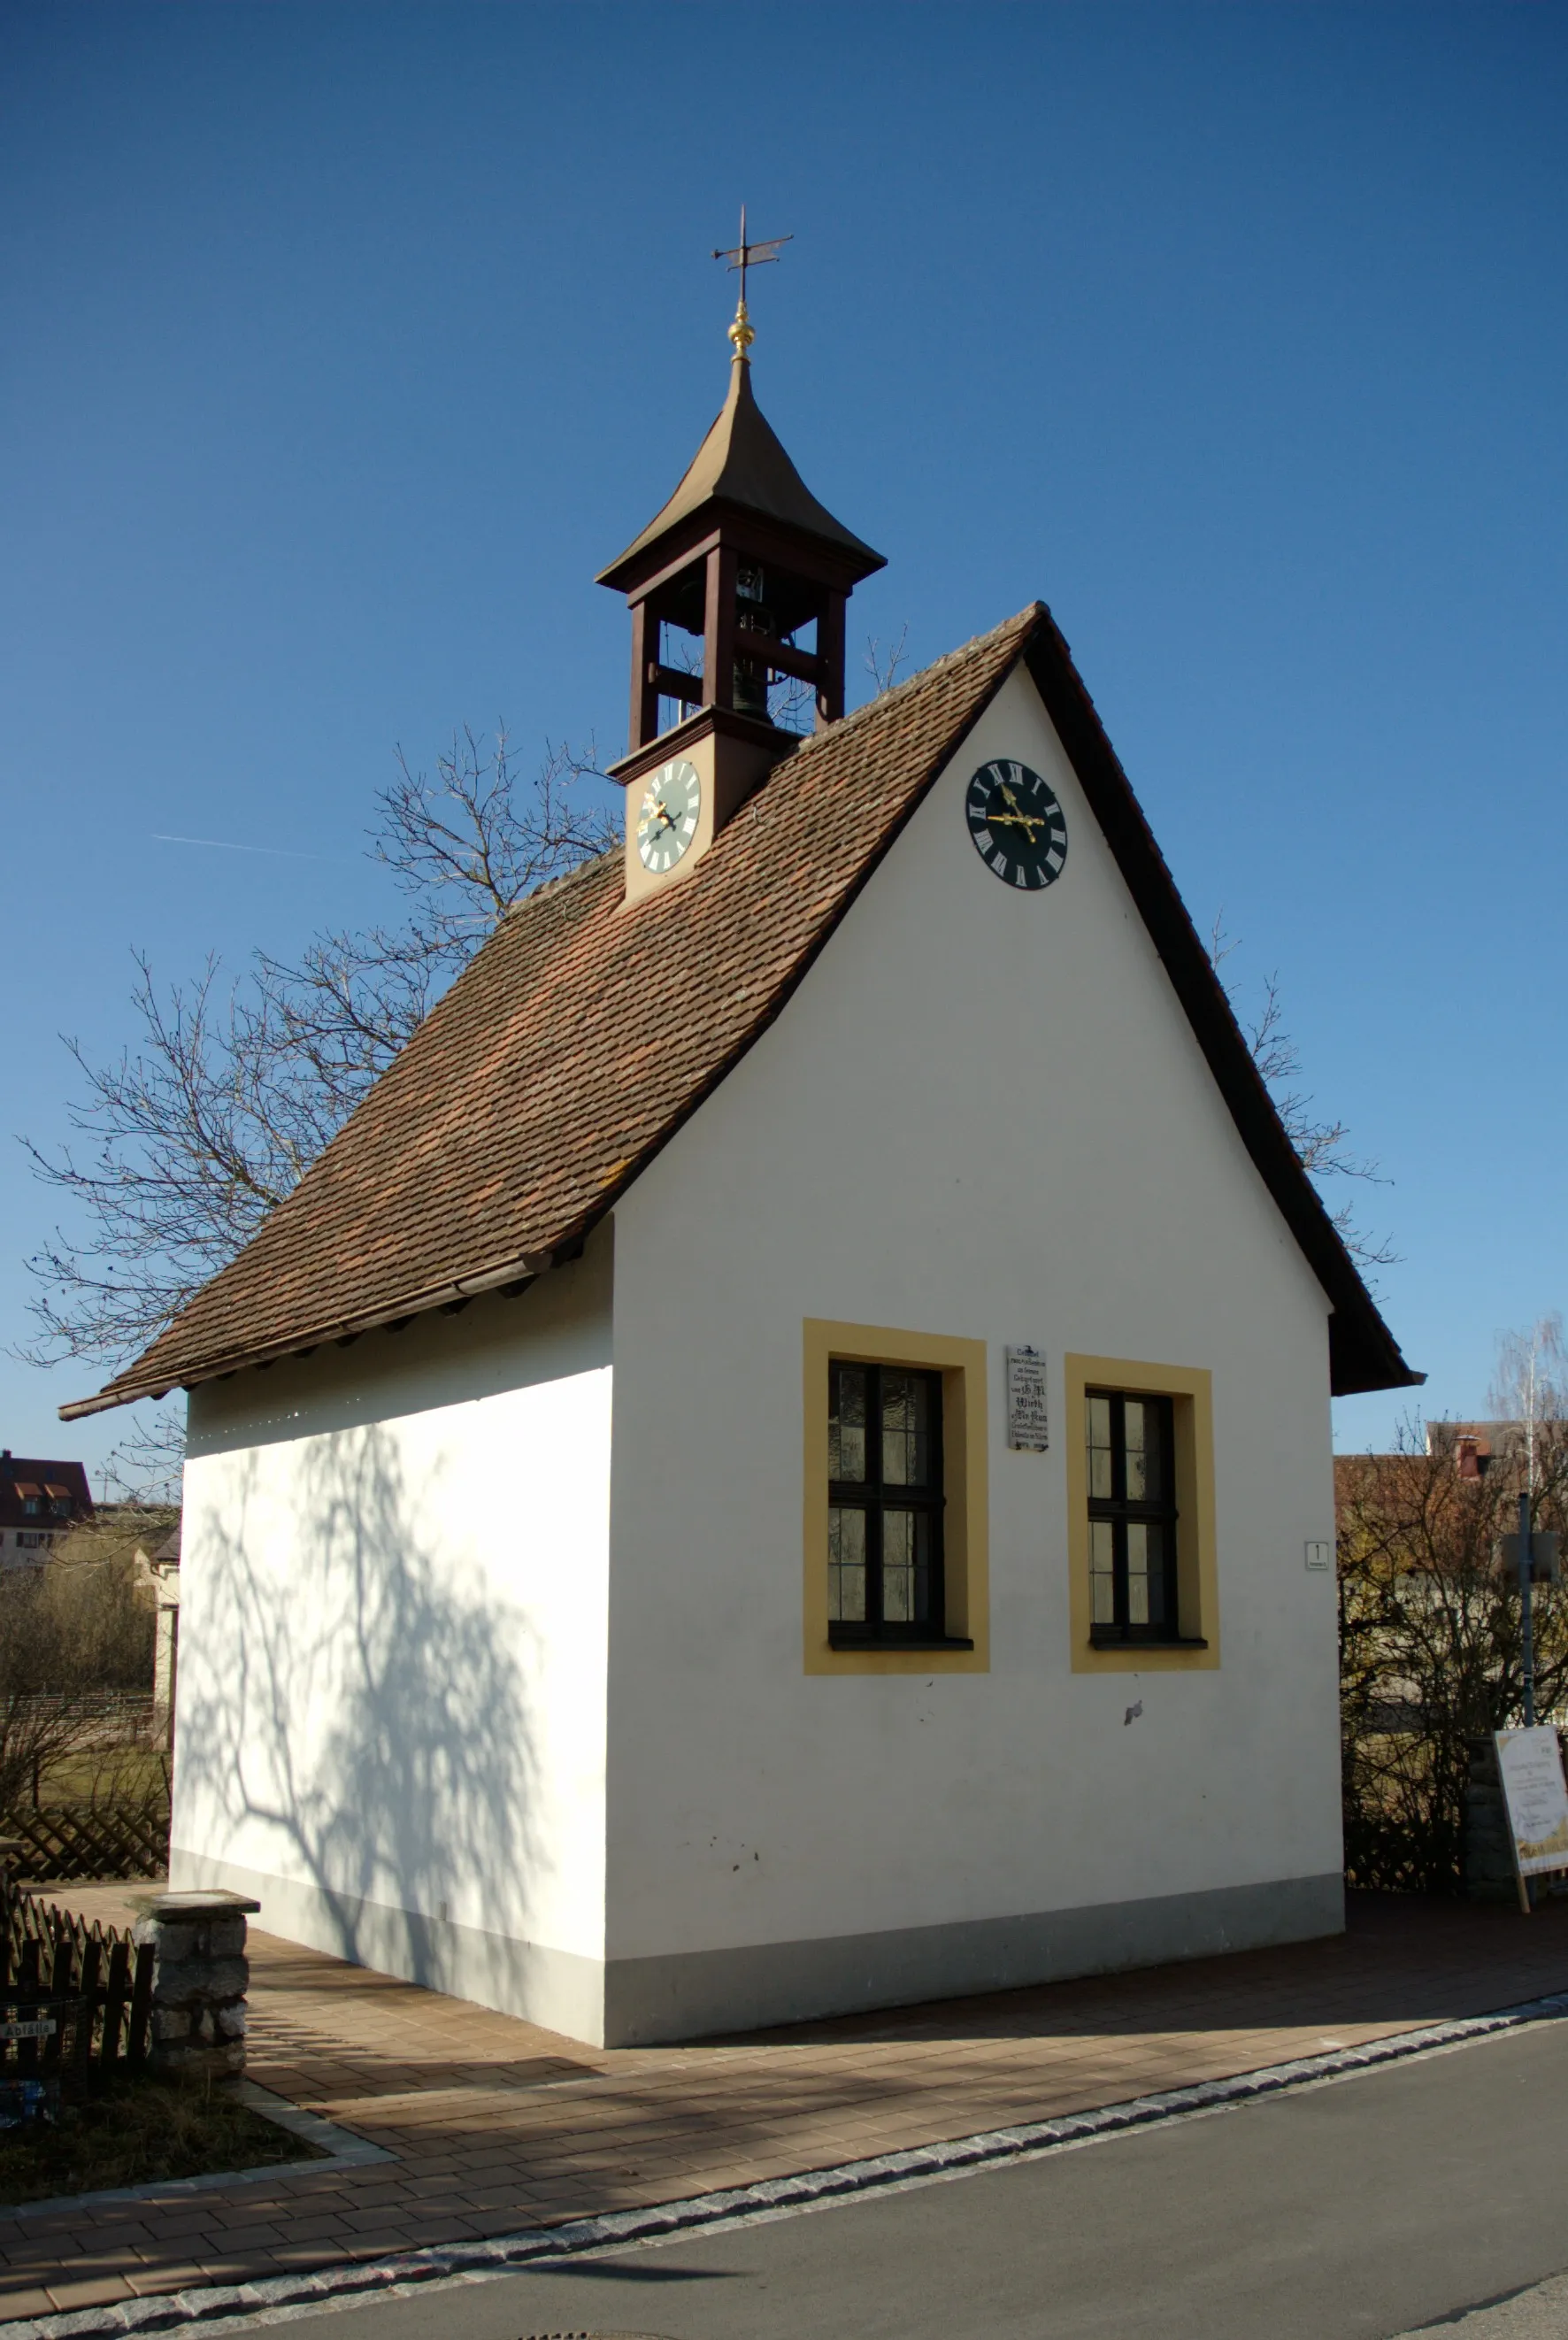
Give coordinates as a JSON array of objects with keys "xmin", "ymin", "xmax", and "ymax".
[
  {"xmin": 965, "ymin": 759, "xmax": 1068, "ymax": 890},
  {"xmin": 636, "ymin": 758, "xmax": 702, "ymax": 874}
]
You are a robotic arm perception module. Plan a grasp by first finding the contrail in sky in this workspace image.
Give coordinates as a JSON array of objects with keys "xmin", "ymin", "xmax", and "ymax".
[{"xmin": 151, "ymin": 833, "xmax": 352, "ymax": 863}]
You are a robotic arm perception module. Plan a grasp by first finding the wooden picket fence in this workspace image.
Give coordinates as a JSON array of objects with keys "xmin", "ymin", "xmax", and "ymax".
[
  {"xmin": 0, "ymin": 1798, "xmax": 170, "ymax": 1882},
  {"xmin": 0, "ymin": 1868, "xmax": 152, "ymax": 2088}
]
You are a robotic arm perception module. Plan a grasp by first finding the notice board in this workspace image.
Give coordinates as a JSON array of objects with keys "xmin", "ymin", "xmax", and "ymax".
[{"xmin": 1495, "ymin": 1726, "xmax": 1568, "ymax": 1899}]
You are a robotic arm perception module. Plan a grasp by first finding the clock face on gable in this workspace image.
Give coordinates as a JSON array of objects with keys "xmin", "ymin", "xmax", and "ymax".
[
  {"xmin": 965, "ymin": 760, "xmax": 1068, "ymax": 890},
  {"xmin": 636, "ymin": 758, "xmax": 702, "ymax": 874}
]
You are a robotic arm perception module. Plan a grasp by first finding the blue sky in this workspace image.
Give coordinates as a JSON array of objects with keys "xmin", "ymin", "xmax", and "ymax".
[{"xmin": 3, "ymin": 2, "xmax": 1564, "ymax": 1484}]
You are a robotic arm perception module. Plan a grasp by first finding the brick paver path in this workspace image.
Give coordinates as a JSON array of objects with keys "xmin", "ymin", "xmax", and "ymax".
[{"xmin": 5, "ymin": 1890, "xmax": 1568, "ymax": 2321}]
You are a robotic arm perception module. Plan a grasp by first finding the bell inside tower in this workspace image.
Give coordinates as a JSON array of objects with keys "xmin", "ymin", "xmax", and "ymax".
[{"xmin": 733, "ymin": 563, "xmax": 771, "ymax": 721}]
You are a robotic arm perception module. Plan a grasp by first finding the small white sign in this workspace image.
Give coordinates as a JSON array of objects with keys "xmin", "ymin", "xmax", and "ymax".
[
  {"xmin": 0, "ymin": 2018, "xmax": 55, "ymax": 2042},
  {"xmin": 1304, "ymin": 1541, "xmax": 1332, "ymax": 1572},
  {"xmin": 1005, "ymin": 1346, "xmax": 1049, "ymax": 1451},
  {"xmin": 1495, "ymin": 1727, "xmax": 1568, "ymax": 1876}
]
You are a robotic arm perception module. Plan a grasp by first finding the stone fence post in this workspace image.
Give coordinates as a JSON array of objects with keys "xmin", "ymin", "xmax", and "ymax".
[{"xmin": 132, "ymin": 1890, "xmax": 260, "ymax": 2077}]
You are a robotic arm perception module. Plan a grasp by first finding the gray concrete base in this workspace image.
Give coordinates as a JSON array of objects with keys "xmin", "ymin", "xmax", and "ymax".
[
  {"xmin": 603, "ymin": 1873, "xmax": 1346, "ymax": 2044},
  {"xmin": 172, "ymin": 1851, "xmax": 1341, "ymax": 2050},
  {"xmin": 169, "ymin": 1847, "xmax": 609, "ymax": 2047}
]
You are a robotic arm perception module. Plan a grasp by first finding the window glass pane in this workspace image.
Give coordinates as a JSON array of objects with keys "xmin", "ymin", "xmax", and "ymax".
[
  {"xmin": 1126, "ymin": 1519, "xmax": 1149, "ymax": 1623},
  {"xmin": 1131, "ymin": 1520, "xmax": 1167, "ymax": 1626},
  {"xmin": 1125, "ymin": 1401, "xmax": 1149, "ymax": 1498},
  {"xmin": 829, "ymin": 1506, "xmax": 866, "ymax": 1620},
  {"xmin": 830, "ymin": 1364, "xmax": 867, "ymax": 1482},
  {"xmin": 881, "ymin": 1508, "xmax": 933, "ymax": 1626},
  {"xmin": 1125, "ymin": 1400, "xmax": 1164, "ymax": 1502},
  {"xmin": 1088, "ymin": 1394, "xmax": 1113, "ymax": 1501},
  {"xmin": 881, "ymin": 1370, "xmax": 932, "ymax": 1487},
  {"xmin": 1090, "ymin": 1517, "xmax": 1116, "ymax": 1624}
]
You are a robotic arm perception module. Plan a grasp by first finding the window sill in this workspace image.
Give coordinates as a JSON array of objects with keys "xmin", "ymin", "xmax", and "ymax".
[
  {"xmin": 828, "ymin": 1628, "xmax": 976, "ymax": 1651},
  {"xmin": 1088, "ymin": 1631, "xmax": 1209, "ymax": 1650}
]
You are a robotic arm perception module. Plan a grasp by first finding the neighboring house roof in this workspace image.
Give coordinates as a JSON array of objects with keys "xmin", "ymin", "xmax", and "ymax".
[
  {"xmin": 134, "ymin": 1519, "xmax": 181, "ymax": 1570},
  {"xmin": 0, "ymin": 1452, "xmax": 93, "ymax": 1527},
  {"xmin": 64, "ymin": 604, "xmax": 1419, "ymax": 1419},
  {"xmin": 596, "ymin": 357, "xmax": 886, "ymax": 588}
]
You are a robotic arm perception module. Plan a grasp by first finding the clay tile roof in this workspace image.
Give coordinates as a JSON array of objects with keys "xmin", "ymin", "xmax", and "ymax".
[
  {"xmin": 596, "ymin": 358, "xmax": 885, "ymax": 588},
  {"xmin": 0, "ymin": 1459, "xmax": 92, "ymax": 1527},
  {"xmin": 64, "ymin": 602, "xmax": 1418, "ymax": 1418}
]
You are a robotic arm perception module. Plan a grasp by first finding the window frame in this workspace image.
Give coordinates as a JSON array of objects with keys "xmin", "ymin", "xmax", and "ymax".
[
  {"xmin": 1085, "ymin": 1388, "xmax": 1180, "ymax": 1644},
  {"xmin": 827, "ymin": 1359, "xmax": 949, "ymax": 1647},
  {"xmin": 1065, "ymin": 1354, "xmax": 1218, "ymax": 1673},
  {"xmin": 803, "ymin": 1320, "xmax": 989, "ymax": 1675}
]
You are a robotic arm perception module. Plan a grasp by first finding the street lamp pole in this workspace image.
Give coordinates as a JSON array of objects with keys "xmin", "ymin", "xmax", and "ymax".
[{"xmin": 1519, "ymin": 1489, "xmax": 1536, "ymax": 1730}]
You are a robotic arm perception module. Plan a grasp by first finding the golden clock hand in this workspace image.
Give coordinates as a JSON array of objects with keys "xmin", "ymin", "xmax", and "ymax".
[{"xmin": 997, "ymin": 784, "xmax": 1044, "ymax": 839}]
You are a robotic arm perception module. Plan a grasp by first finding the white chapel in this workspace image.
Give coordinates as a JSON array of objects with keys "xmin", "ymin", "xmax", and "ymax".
[{"xmin": 67, "ymin": 286, "xmax": 1418, "ymax": 2048}]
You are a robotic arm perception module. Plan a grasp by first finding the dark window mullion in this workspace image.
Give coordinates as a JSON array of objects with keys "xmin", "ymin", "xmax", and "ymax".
[
  {"xmin": 1111, "ymin": 1395, "xmax": 1128, "ymax": 1627},
  {"xmin": 866, "ymin": 1364, "xmax": 884, "ymax": 1630},
  {"xmin": 928, "ymin": 1373, "xmax": 945, "ymax": 1631}
]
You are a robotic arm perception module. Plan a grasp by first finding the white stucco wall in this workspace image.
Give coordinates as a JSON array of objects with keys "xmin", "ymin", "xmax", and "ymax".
[
  {"xmin": 173, "ymin": 1233, "xmax": 612, "ymax": 2037},
  {"xmin": 603, "ymin": 667, "xmax": 1341, "ymax": 1997}
]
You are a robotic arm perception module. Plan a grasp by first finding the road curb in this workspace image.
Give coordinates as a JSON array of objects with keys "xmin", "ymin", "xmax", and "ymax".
[{"xmin": 10, "ymin": 1988, "xmax": 1568, "ymax": 2339}]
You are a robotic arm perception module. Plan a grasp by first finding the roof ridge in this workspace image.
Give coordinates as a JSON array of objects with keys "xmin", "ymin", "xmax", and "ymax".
[
  {"xmin": 503, "ymin": 845, "xmax": 619, "ymax": 920},
  {"xmin": 788, "ymin": 603, "xmax": 1042, "ymax": 762}
]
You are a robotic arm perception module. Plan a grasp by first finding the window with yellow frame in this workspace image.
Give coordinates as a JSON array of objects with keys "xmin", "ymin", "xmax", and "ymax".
[
  {"xmin": 803, "ymin": 1320, "xmax": 989, "ymax": 1675},
  {"xmin": 1063, "ymin": 1354, "xmax": 1219, "ymax": 1672}
]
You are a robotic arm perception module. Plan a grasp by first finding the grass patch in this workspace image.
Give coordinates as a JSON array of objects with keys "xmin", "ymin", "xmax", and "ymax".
[
  {"xmin": 0, "ymin": 2070, "xmax": 325, "ymax": 2205},
  {"xmin": 40, "ymin": 1745, "xmax": 170, "ymax": 1800}
]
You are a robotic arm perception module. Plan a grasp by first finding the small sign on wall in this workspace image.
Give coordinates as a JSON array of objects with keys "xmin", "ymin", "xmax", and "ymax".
[
  {"xmin": 1004, "ymin": 1346, "xmax": 1049, "ymax": 1451},
  {"xmin": 1304, "ymin": 1542, "xmax": 1332, "ymax": 1572}
]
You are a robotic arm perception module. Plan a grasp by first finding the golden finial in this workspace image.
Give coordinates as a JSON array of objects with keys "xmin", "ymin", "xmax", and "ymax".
[{"xmin": 712, "ymin": 204, "xmax": 791, "ymax": 361}]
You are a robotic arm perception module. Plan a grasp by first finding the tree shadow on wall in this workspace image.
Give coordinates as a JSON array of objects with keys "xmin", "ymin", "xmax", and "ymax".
[{"xmin": 174, "ymin": 1425, "xmax": 546, "ymax": 2005}]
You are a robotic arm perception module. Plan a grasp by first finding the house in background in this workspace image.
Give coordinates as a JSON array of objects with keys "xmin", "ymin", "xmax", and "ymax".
[
  {"xmin": 135, "ymin": 1521, "xmax": 181, "ymax": 1743},
  {"xmin": 66, "ymin": 310, "xmax": 1420, "ymax": 2048},
  {"xmin": 0, "ymin": 1451, "xmax": 93, "ymax": 1568},
  {"xmin": 1426, "ymin": 1421, "xmax": 1564, "ymax": 1489}
]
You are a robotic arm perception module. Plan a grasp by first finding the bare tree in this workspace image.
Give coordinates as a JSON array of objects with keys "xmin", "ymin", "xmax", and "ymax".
[
  {"xmin": 1208, "ymin": 916, "xmax": 1395, "ymax": 1273},
  {"xmin": 1488, "ymin": 1312, "xmax": 1568, "ymax": 1494},
  {"xmin": 0, "ymin": 1582, "xmax": 88, "ymax": 1813},
  {"xmin": 20, "ymin": 729, "xmax": 615, "ymax": 1411},
  {"xmin": 0, "ymin": 1526, "xmax": 163, "ymax": 1811},
  {"xmin": 1337, "ymin": 1412, "xmax": 1568, "ymax": 1892},
  {"xmin": 865, "ymin": 625, "xmax": 910, "ymax": 696}
]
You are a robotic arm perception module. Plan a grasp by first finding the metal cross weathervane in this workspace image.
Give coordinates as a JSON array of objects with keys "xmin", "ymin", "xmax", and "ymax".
[{"xmin": 712, "ymin": 205, "xmax": 791, "ymax": 357}]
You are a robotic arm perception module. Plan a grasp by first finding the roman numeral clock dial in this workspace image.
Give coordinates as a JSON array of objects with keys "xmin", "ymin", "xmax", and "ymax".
[
  {"xmin": 637, "ymin": 757, "xmax": 702, "ymax": 874},
  {"xmin": 965, "ymin": 759, "xmax": 1068, "ymax": 890}
]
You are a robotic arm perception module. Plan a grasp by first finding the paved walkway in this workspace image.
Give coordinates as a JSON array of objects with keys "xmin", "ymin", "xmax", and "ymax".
[{"xmin": 5, "ymin": 1890, "xmax": 1568, "ymax": 2321}]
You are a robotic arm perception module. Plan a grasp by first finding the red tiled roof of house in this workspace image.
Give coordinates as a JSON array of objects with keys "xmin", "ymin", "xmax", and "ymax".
[
  {"xmin": 0, "ymin": 1455, "xmax": 93, "ymax": 1527},
  {"xmin": 65, "ymin": 604, "xmax": 1418, "ymax": 1417}
]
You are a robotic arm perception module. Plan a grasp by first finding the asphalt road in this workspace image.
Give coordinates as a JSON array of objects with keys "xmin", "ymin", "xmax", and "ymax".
[{"xmin": 262, "ymin": 2019, "xmax": 1568, "ymax": 2340}]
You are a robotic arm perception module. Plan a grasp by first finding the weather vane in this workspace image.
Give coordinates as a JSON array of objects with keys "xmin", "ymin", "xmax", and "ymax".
[{"xmin": 712, "ymin": 204, "xmax": 792, "ymax": 358}]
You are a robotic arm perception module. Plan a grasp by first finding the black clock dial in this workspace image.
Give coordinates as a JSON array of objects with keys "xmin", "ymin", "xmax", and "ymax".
[{"xmin": 965, "ymin": 759, "xmax": 1068, "ymax": 890}]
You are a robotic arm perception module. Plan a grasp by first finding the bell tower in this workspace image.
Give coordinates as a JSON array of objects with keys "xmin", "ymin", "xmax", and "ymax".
[{"xmin": 597, "ymin": 220, "xmax": 885, "ymax": 901}]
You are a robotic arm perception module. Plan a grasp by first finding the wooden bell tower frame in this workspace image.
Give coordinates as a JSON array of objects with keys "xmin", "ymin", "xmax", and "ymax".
[
  {"xmin": 616, "ymin": 517, "xmax": 864, "ymax": 758},
  {"xmin": 596, "ymin": 353, "xmax": 886, "ymax": 802}
]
